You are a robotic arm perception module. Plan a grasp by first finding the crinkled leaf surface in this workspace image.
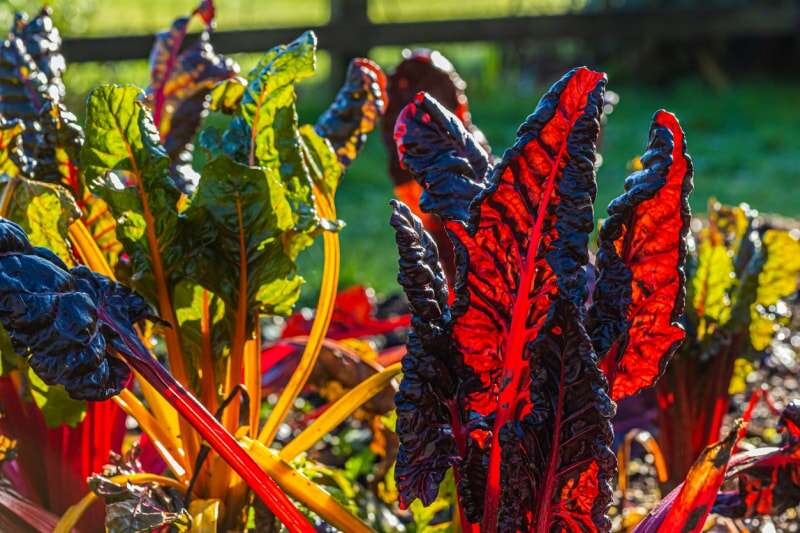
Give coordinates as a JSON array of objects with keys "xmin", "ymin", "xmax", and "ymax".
[
  {"xmin": 0, "ymin": 218, "xmax": 161, "ymax": 400},
  {"xmin": 315, "ymin": 58, "xmax": 386, "ymax": 169},
  {"xmin": 393, "ymin": 91, "xmax": 490, "ymax": 222},
  {"xmin": 382, "ymin": 49, "xmax": 490, "ymax": 187},
  {"xmin": 81, "ymin": 85, "xmax": 185, "ymax": 302},
  {"xmin": 90, "ymin": 450, "xmax": 191, "ymax": 533},
  {"xmin": 183, "ymin": 155, "xmax": 300, "ymax": 331},
  {"xmin": 589, "ymin": 110, "xmax": 693, "ymax": 400},
  {"xmin": 389, "ymin": 201, "xmax": 459, "ymax": 508},
  {"xmin": 392, "ymin": 68, "xmax": 615, "ymax": 531}
]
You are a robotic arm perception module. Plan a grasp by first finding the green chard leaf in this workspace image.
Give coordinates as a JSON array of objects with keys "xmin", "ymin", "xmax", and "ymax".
[
  {"xmin": 222, "ymin": 31, "xmax": 319, "ymax": 238},
  {"xmin": 81, "ymin": 85, "xmax": 185, "ymax": 301},
  {"xmin": 184, "ymin": 155, "xmax": 302, "ymax": 333}
]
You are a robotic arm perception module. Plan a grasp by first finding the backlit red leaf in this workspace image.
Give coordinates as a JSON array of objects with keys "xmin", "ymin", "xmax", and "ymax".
[
  {"xmin": 589, "ymin": 110, "xmax": 693, "ymax": 400},
  {"xmin": 392, "ymin": 67, "xmax": 615, "ymax": 531},
  {"xmin": 635, "ymin": 420, "xmax": 742, "ymax": 533}
]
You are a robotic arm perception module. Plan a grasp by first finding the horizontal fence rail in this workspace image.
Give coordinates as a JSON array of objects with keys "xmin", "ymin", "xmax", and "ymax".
[{"xmin": 61, "ymin": 5, "xmax": 800, "ymax": 63}]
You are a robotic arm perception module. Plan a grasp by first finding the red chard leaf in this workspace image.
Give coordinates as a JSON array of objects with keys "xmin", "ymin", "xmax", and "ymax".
[
  {"xmin": 391, "ymin": 67, "xmax": 616, "ymax": 531},
  {"xmin": 382, "ymin": 49, "xmax": 490, "ymax": 188},
  {"xmin": 635, "ymin": 420, "xmax": 743, "ymax": 533},
  {"xmin": 394, "ymin": 91, "xmax": 490, "ymax": 222},
  {"xmin": 714, "ymin": 400, "xmax": 800, "ymax": 519},
  {"xmin": 390, "ymin": 200, "xmax": 461, "ymax": 507},
  {"xmin": 315, "ymin": 58, "xmax": 386, "ymax": 169},
  {"xmin": 589, "ymin": 110, "xmax": 693, "ymax": 400}
]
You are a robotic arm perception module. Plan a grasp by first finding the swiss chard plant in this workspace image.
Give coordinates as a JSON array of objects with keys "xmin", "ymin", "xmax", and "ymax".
[
  {"xmin": 389, "ymin": 68, "xmax": 695, "ymax": 531},
  {"xmin": 657, "ymin": 200, "xmax": 800, "ymax": 484},
  {"xmin": 0, "ymin": 2, "xmax": 394, "ymax": 531}
]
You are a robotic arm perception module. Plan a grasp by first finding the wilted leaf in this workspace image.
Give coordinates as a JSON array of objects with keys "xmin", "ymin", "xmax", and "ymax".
[{"xmin": 90, "ymin": 473, "xmax": 191, "ymax": 533}]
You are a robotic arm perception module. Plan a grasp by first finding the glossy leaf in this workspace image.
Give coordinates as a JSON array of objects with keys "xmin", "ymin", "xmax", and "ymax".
[
  {"xmin": 634, "ymin": 420, "xmax": 743, "ymax": 533},
  {"xmin": 0, "ymin": 9, "xmax": 76, "ymax": 188},
  {"xmin": 0, "ymin": 217, "xmax": 159, "ymax": 399},
  {"xmin": 147, "ymin": 0, "xmax": 238, "ymax": 193},
  {"xmin": 749, "ymin": 229, "xmax": 800, "ymax": 350},
  {"xmin": 393, "ymin": 91, "xmax": 490, "ymax": 222},
  {"xmin": 382, "ymin": 48, "xmax": 490, "ymax": 187},
  {"xmin": 392, "ymin": 68, "xmax": 615, "ymax": 531},
  {"xmin": 82, "ymin": 85, "xmax": 185, "ymax": 303},
  {"xmin": 11, "ymin": 8, "xmax": 65, "ymax": 98},
  {"xmin": 315, "ymin": 58, "xmax": 387, "ymax": 169},
  {"xmin": 589, "ymin": 110, "xmax": 693, "ymax": 400}
]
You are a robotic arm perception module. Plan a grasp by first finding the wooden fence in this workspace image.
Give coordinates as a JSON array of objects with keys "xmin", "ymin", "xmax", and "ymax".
[{"xmin": 61, "ymin": 2, "xmax": 800, "ymax": 71}]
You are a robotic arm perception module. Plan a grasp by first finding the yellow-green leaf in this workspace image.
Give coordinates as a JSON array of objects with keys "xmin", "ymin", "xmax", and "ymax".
[
  {"xmin": 5, "ymin": 178, "xmax": 80, "ymax": 266},
  {"xmin": 750, "ymin": 229, "xmax": 800, "ymax": 350},
  {"xmin": 27, "ymin": 367, "xmax": 86, "ymax": 428}
]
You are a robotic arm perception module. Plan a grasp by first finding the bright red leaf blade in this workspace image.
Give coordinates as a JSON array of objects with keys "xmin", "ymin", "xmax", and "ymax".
[{"xmin": 590, "ymin": 109, "xmax": 693, "ymax": 400}]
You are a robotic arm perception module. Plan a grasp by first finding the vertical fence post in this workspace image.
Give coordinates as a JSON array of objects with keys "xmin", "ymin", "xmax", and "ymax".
[{"xmin": 328, "ymin": 0, "xmax": 370, "ymax": 84}]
